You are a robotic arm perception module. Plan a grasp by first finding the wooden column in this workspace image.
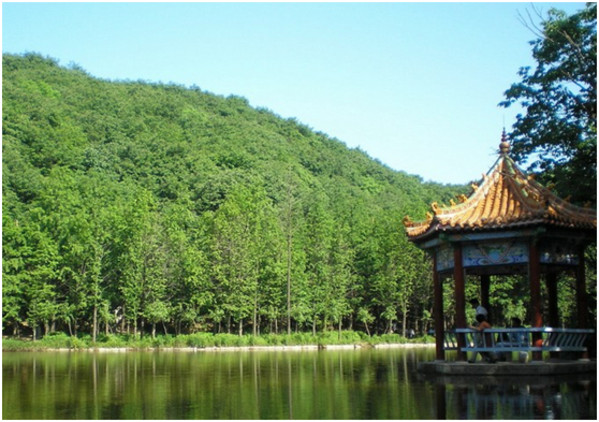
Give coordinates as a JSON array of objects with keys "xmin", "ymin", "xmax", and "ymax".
[
  {"xmin": 433, "ymin": 252, "xmax": 445, "ymax": 361},
  {"xmin": 480, "ymin": 274, "xmax": 490, "ymax": 322},
  {"xmin": 575, "ymin": 245, "xmax": 588, "ymax": 329},
  {"xmin": 546, "ymin": 272, "xmax": 559, "ymax": 327},
  {"xmin": 546, "ymin": 271, "xmax": 559, "ymax": 359},
  {"xmin": 453, "ymin": 244, "xmax": 466, "ymax": 361},
  {"xmin": 575, "ymin": 245, "xmax": 589, "ymax": 360},
  {"xmin": 529, "ymin": 240, "xmax": 543, "ymax": 361}
]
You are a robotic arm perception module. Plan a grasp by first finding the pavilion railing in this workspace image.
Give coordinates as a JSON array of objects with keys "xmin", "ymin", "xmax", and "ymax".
[{"xmin": 444, "ymin": 327, "xmax": 594, "ymax": 353}]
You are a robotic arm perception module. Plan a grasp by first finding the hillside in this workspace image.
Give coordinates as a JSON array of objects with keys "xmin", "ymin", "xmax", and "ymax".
[{"xmin": 2, "ymin": 53, "xmax": 464, "ymax": 338}]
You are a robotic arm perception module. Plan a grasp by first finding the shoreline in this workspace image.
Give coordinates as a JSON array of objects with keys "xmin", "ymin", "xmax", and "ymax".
[{"xmin": 3, "ymin": 342, "xmax": 436, "ymax": 353}]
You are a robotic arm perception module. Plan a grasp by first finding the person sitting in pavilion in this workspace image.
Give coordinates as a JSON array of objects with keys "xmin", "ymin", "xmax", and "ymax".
[
  {"xmin": 496, "ymin": 317, "xmax": 529, "ymax": 362},
  {"xmin": 468, "ymin": 314, "xmax": 496, "ymax": 363},
  {"xmin": 469, "ymin": 298, "xmax": 488, "ymax": 323}
]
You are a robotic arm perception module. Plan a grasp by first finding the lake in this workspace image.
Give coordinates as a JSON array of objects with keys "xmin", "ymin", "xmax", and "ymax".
[{"xmin": 2, "ymin": 348, "xmax": 596, "ymax": 419}]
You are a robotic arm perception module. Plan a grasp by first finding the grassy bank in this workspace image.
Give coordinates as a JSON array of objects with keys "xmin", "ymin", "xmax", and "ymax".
[{"xmin": 2, "ymin": 331, "xmax": 434, "ymax": 351}]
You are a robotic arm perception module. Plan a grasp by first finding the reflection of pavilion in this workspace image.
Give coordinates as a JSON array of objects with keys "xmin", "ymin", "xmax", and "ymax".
[
  {"xmin": 404, "ymin": 133, "xmax": 596, "ymax": 367},
  {"xmin": 420, "ymin": 371, "xmax": 595, "ymax": 419}
]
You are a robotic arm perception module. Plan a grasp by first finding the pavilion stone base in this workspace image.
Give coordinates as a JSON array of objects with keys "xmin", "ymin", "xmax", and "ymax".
[{"xmin": 418, "ymin": 359, "xmax": 596, "ymax": 377}]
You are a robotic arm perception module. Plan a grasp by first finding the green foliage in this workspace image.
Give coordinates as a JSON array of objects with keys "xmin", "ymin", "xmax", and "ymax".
[
  {"xmin": 2, "ymin": 52, "xmax": 466, "ymax": 341},
  {"xmin": 2, "ymin": 330, "xmax": 434, "ymax": 351},
  {"xmin": 500, "ymin": 3, "xmax": 596, "ymax": 204}
]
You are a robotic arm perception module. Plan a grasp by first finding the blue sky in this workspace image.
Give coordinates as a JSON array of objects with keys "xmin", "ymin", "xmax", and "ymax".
[{"xmin": 1, "ymin": 2, "xmax": 586, "ymax": 184}]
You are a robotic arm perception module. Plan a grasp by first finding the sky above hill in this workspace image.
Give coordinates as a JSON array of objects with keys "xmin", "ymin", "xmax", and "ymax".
[{"xmin": 2, "ymin": 1, "xmax": 586, "ymax": 185}]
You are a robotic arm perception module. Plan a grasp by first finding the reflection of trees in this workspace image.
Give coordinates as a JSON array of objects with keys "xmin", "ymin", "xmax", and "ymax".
[{"xmin": 2, "ymin": 351, "xmax": 594, "ymax": 419}]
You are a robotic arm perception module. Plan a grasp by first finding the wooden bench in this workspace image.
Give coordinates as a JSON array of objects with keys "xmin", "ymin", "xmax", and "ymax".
[{"xmin": 444, "ymin": 327, "xmax": 593, "ymax": 353}]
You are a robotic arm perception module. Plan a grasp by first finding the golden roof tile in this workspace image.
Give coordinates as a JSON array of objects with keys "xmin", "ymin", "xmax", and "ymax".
[{"xmin": 404, "ymin": 137, "xmax": 597, "ymax": 241}]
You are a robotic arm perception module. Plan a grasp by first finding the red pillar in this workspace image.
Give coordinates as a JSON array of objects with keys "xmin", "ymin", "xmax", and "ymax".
[
  {"xmin": 480, "ymin": 274, "xmax": 490, "ymax": 322},
  {"xmin": 575, "ymin": 245, "xmax": 589, "ymax": 360},
  {"xmin": 546, "ymin": 272, "xmax": 559, "ymax": 359},
  {"xmin": 433, "ymin": 252, "xmax": 445, "ymax": 361},
  {"xmin": 453, "ymin": 244, "xmax": 467, "ymax": 361},
  {"xmin": 546, "ymin": 272, "xmax": 559, "ymax": 327},
  {"xmin": 529, "ymin": 240, "xmax": 543, "ymax": 361},
  {"xmin": 575, "ymin": 245, "xmax": 588, "ymax": 329}
]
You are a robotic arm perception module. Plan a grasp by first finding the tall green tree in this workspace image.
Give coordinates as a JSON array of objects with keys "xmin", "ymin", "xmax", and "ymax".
[
  {"xmin": 303, "ymin": 187, "xmax": 334, "ymax": 333},
  {"xmin": 209, "ymin": 183, "xmax": 275, "ymax": 335},
  {"xmin": 500, "ymin": 3, "xmax": 596, "ymax": 204}
]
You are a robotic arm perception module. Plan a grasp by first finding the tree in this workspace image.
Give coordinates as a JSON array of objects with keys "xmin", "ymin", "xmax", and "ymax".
[
  {"xmin": 500, "ymin": 3, "xmax": 596, "ymax": 204},
  {"xmin": 302, "ymin": 186, "xmax": 335, "ymax": 333},
  {"xmin": 209, "ymin": 183, "xmax": 273, "ymax": 335},
  {"xmin": 3, "ymin": 52, "xmax": 471, "ymax": 339},
  {"xmin": 117, "ymin": 190, "xmax": 168, "ymax": 337},
  {"xmin": 2, "ymin": 215, "xmax": 27, "ymax": 335}
]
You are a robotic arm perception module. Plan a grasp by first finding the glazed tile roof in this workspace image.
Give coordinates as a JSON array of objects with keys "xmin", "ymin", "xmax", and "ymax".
[{"xmin": 404, "ymin": 137, "xmax": 597, "ymax": 241}]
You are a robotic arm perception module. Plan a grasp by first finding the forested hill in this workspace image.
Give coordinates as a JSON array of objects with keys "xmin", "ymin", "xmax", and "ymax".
[{"xmin": 2, "ymin": 53, "xmax": 464, "ymax": 339}]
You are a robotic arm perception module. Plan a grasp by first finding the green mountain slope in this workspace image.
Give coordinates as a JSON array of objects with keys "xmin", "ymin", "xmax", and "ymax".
[{"xmin": 3, "ymin": 53, "xmax": 463, "ymax": 338}]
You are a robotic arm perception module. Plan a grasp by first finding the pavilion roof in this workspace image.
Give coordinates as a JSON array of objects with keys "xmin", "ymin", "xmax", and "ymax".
[{"xmin": 404, "ymin": 135, "xmax": 597, "ymax": 242}]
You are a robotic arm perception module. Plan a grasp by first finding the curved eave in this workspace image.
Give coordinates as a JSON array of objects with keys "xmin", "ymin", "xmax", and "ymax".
[
  {"xmin": 404, "ymin": 153, "xmax": 596, "ymax": 244},
  {"xmin": 407, "ymin": 217, "xmax": 596, "ymax": 246}
]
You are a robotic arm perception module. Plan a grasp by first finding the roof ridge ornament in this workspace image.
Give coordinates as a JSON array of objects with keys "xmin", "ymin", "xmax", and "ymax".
[{"xmin": 499, "ymin": 129, "xmax": 510, "ymax": 155}]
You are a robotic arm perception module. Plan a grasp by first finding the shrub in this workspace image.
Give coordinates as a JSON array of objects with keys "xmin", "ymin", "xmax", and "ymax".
[
  {"xmin": 186, "ymin": 333, "xmax": 215, "ymax": 348},
  {"xmin": 38, "ymin": 332, "xmax": 71, "ymax": 348},
  {"xmin": 68, "ymin": 336, "xmax": 88, "ymax": 349},
  {"xmin": 1, "ymin": 338, "xmax": 34, "ymax": 351},
  {"xmin": 98, "ymin": 334, "xmax": 128, "ymax": 348}
]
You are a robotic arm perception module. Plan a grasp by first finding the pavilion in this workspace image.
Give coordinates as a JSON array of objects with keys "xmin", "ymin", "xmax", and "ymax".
[{"xmin": 403, "ymin": 133, "xmax": 596, "ymax": 363}]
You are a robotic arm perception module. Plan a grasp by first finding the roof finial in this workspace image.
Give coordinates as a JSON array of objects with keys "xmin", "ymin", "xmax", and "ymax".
[{"xmin": 499, "ymin": 128, "xmax": 510, "ymax": 155}]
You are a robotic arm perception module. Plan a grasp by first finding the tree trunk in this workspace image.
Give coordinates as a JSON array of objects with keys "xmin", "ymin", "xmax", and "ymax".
[
  {"xmin": 287, "ymin": 234, "xmax": 292, "ymax": 336},
  {"xmin": 364, "ymin": 321, "xmax": 371, "ymax": 337},
  {"xmin": 239, "ymin": 318, "xmax": 243, "ymax": 336},
  {"xmin": 152, "ymin": 323, "xmax": 156, "ymax": 339},
  {"xmin": 92, "ymin": 305, "xmax": 98, "ymax": 343},
  {"xmin": 253, "ymin": 299, "xmax": 258, "ymax": 336}
]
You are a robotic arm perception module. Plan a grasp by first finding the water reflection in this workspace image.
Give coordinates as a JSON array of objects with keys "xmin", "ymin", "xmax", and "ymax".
[
  {"xmin": 425, "ymin": 373, "xmax": 596, "ymax": 420},
  {"xmin": 2, "ymin": 349, "xmax": 595, "ymax": 419}
]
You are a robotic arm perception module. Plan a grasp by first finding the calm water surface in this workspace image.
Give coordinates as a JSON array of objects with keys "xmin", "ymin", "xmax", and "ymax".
[{"xmin": 2, "ymin": 348, "xmax": 596, "ymax": 419}]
